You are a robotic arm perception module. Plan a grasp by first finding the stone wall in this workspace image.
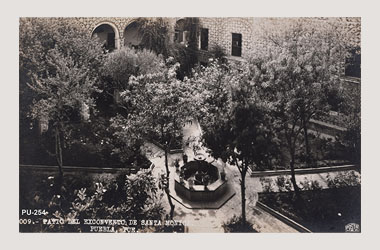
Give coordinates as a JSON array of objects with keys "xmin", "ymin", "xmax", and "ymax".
[{"xmin": 197, "ymin": 17, "xmax": 360, "ymax": 59}]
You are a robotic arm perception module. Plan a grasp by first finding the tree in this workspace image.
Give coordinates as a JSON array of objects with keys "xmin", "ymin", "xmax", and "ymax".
[
  {"xmin": 20, "ymin": 18, "xmax": 104, "ymax": 181},
  {"xmin": 134, "ymin": 17, "xmax": 172, "ymax": 57},
  {"xmin": 246, "ymin": 18, "xmax": 359, "ymax": 196},
  {"xmin": 340, "ymin": 82, "xmax": 361, "ymax": 166},
  {"xmin": 111, "ymin": 61, "xmax": 197, "ymax": 219},
  {"xmin": 89, "ymin": 47, "xmax": 168, "ymax": 170},
  {"xmin": 28, "ymin": 49, "xmax": 101, "ymax": 179},
  {"xmin": 194, "ymin": 61, "xmax": 273, "ymax": 224}
]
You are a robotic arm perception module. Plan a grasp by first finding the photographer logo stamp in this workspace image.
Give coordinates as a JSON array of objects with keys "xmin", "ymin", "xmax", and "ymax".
[{"xmin": 345, "ymin": 223, "xmax": 360, "ymax": 233}]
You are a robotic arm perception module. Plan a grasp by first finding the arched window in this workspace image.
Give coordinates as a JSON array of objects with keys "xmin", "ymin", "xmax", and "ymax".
[{"xmin": 174, "ymin": 19, "xmax": 189, "ymax": 45}]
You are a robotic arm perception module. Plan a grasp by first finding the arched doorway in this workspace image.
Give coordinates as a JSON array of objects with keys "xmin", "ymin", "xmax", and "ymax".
[
  {"xmin": 124, "ymin": 22, "xmax": 142, "ymax": 49},
  {"xmin": 92, "ymin": 23, "xmax": 120, "ymax": 51}
]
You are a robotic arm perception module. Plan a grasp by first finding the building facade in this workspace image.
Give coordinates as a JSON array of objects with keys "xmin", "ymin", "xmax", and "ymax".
[{"xmin": 67, "ymin": 17, "xmax": 360, "ymax": 65}]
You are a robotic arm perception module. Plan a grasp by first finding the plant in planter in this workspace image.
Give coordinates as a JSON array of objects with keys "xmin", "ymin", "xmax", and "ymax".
[
  {"xmin": 222, "ymin": 215, "xmax": 257, "ymax": 233},
  {"xmin": 179, "ymin": 173, "xmax": 184, "ymax": 184},
  {"xmin": 188, "ymin": 176, "xmax": 194, "ymax": 190},
  {"xmin": 182, "ymin": 153, "xmax": 188, "ymax": 164},
  {"xmin": 220, "ymin": 170, "xmax": 226, "ymax": 181},
  {"xmin": 174, "ymin": 158, "xmax": 180, "ymax": 172},
  {"xmin": 203, "ymin": 175, "xmax": 210, "ymax": 190}
]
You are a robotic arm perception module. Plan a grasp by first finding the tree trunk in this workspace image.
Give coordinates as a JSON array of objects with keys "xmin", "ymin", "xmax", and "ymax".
[
  {"xmin": 55, "ymin": 127, "xmax": 64, "ymax": 193},
  {"xmin": 302, "ymin": 119, "xmax": 312, "ymax": 166},
  {"xmin": 289, "ymin": 147, "xmax": 300, "ymax": 199},
  {"xmin": 165, "ymin": 187, "xmax": 175, "ymax": 219},
  {"xmin": 164, "ymin": 146, "xmax": 170, "ymax": 178},
  {"xmin": 241, "ymin": 169, "xmax": 247, "ymax": 224},
  {"xmin": 164, "ymin": 146, "xmax": 175, "ymax": 219},
  {"xmin": 55, "ymin": 127, "xmax": 63, "ymax": 176}
]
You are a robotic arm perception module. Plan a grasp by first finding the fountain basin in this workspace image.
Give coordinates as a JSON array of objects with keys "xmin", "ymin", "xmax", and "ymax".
[{"xmin": 174, "ymin": 158, "xmax": 228, "ymax": 202}]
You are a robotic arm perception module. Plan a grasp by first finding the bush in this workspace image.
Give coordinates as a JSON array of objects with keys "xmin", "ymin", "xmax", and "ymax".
[
  {"xmin": 326, "ymin": 171, "xmax": 361, "ymax": 188},
  {"xmin": 276, "ymin": 175, "xmax": 293, "ymax": 192},
  {"xmin": 208, "ymin": 45, "xmax": 228, "ymax": 65},
  {"xmin": 222, "ymin": 215, "xmax": 257, "ymax": 233},
  {"xmin": 260, "ymin": 177, "xmax": 275, "ymax": 192},
  {"xmin": 299, "ymin": 177, "xmax": 322, "ymax": 191},
  {"xmin": 20, "ymin": 169, "xmax": 165, "ymax": 232},
  {"xmin": 102, "ymin": 47, "xmax": 165, "ymax": 90},
  {"xmin": 168, "ymin": 43, "xmax": 198, "ymax": 80}
]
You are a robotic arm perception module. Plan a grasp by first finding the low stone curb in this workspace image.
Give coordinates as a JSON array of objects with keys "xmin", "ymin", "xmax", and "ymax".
[
  {"xmin": 150, "ymin": 140, "xmax": 184, "ymax": 154},
  {"xmin": 250, "ymin": 164, "xmax": 357, "ymax": 177},
  {"xmin": 256, "ymin": 201, "xmax": 312, "ymax": 233},
  {"xmin": 19, "ymin": 163, "xmax": 155, "ymax": 174}
]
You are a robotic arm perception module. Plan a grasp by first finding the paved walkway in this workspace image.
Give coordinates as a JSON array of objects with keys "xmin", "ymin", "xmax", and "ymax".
[{"xmin": 143, "ymin": 120, "xmax": 298, "ymax": 233}]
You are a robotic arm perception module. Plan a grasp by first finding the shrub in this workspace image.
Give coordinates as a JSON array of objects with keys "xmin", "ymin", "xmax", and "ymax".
[
  {"xmin": 20, "ymin": 169, "xmax": 165, "ymax": 232},
  {"xmin": 209, "ymin": 44, "xmax": 228, "ymax": 65},
  {"xmin": 260, "ymin": 177, "xmax": 274, "ymax": 192},
  {"xmin": 276, "ymin": 175, "xmax": 293, "ymax": 192},
  {"xmin": 299, "ymin": 177, "xmax": 322, "ymax": 191},
  {"xmin": 326, "ymin": 171, "xmax": 361, "ymax": 188},
  {"xmin": 222, "ymin": 215, "xmax": 257, "ymax": 233},
  {"xmin": 102, "ymin": 47, "xmax": 165, "ymax": 90},
  {"xmin": 168, "ymin": 43, "xmax": 198, "ymax": 80}
]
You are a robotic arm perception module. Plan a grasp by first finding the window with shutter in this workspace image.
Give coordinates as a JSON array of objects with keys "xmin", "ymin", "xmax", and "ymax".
[
  {"xmin": 200, "ymin": 28, "xmax": 209, "ymax": 51},
  {"xmin": 345, "ymin": 47, "xmax": 361, "ymax": 78},
  {"xmin": 231, "ymin": 33, "xmax": 242, "ymax": 57}
]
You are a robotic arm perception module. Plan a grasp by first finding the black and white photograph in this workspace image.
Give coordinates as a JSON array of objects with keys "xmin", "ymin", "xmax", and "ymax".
[{"xmin": 18, "ymin": 16, "xmax": 363, "ymax": 233}]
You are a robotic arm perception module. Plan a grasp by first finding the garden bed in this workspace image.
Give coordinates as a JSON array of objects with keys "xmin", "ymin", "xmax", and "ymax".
[
  {"xmin": 19, "ymin": 169, "xmax": 183, "ymax": 233},
  {"xmin": 20, "ymin": 136, "xmax": 152, "ymax": 169},
  {"xmin": 259, "ymin": 187, "xmax": 361, "ymax": 232}
]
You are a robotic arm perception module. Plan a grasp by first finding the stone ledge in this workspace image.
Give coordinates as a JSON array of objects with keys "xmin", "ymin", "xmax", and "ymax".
[
  {"xmin": 19, "ymin": 164, "xmax": 154, "ymax": 174},
  {"xmin": 250, "ymin": 164, "xmax": 358, "ymax": 177},
  {"xmin": 256, "ymin": 201, "xmax": 311, "ymax": 233}
]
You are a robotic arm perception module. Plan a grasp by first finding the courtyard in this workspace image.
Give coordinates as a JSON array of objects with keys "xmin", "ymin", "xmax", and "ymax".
[{"xmin": 19, "ymin": 17, "xmax": 361, "ymax": 233}]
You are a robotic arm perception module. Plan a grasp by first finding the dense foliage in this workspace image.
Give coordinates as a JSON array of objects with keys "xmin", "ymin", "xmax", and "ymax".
[
  {"xmin": 134, "ymin": 17, "xmax": 172, "ymax": 58},
  {"xmin": 20, "ymin": 169, "xmax": 166, "ymax": 232},
  {"xmin": 111, "ymin": 61, "xmax": 199, "ymax": 218},
  {"xmin": 19, "ymin": 18, "xmax": 105, "ymax": 176},
  {"xmin": 102, "ymin": 47, "xmax": 165, "ymax": 92},
  {"xmin": 222, "ymin": 215, "xmax": 258, "ymax": 233},
  {"xmin": 259, "ymin": 171, "xmax": 360, "ymax": 232},
  {"xmin": 245, "ymin": 19, "xmax": 360, "ymax": 195}
]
